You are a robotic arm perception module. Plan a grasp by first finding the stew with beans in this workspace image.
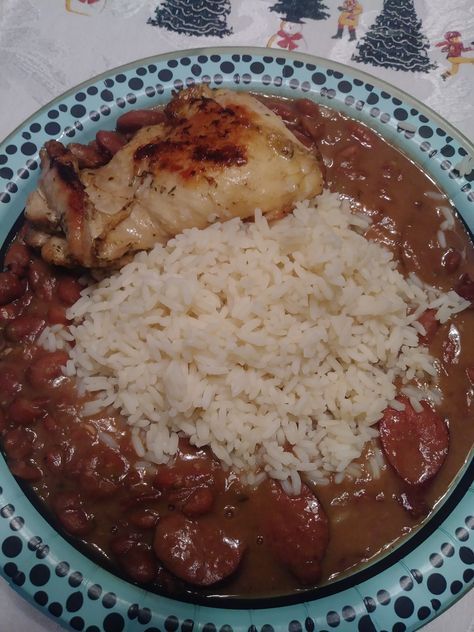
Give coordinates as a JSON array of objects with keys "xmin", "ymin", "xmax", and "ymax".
[{"xmin": 0, "ymin": 95, "xmax": 473, "ymax": 600}]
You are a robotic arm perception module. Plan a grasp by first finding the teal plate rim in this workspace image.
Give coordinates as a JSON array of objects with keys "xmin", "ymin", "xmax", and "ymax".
[{"xmin": 0, "ymin": 47, "xmax": 473, "ymax": 632}]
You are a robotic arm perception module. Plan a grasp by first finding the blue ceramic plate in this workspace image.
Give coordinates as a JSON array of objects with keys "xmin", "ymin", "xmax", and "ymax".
[{"xmin": 0, "ymin": 48, "xmax": 473, "ymax": 632}]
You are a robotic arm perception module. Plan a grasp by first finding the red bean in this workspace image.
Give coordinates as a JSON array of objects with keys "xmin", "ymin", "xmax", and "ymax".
[
  {"xmin": 0, "ymin": 363, "xmax": 23, "ymax": 402},
  {"xmin": 442, "ymin": 248, "xmax": 462, "ymax": 273},
  {"xmin": 4, "ymin": 242, "xmax": 30, "ymax": 277},
  {"xmin": 0, "ymin": 272, "xmax": 26, "ymax": 306},
  {"xmin": 28, "ymin": 259, "xmax": 56, "ymax": 301},
  {"xmin": 47, "ymin": 304, "xmax": 68, "ymax": 325},
  {"xmin": 349, "ymin": 123, "xmax": 373, "ymax": 148},
  {"xmin": 259, "ymin": 481, "xmax": 329, "ymax": 585},
  {"xmin": 27, "ymin": 350, "xmax": 69, "ymax": 389},
  {"xmin": 5, "ymin": 315, "xmax": 45, "ymax": 343},
  {"xmin": 155, "ymin": 457, "xmax": 216, "ymax": 491},
  {"xmin": 8, "ymin": 396, "xmax": 47, "ymax": 426},
  {"xmin": 0, "ymin": 408, "xmax": 6, "ymax": 433},
  {"xmin": 456, "ymin": 273, "xmax": 474, "ymax": 301},
  {"xmin": 44, "ymin": 447, "xmax": 64, "ymax": 472},
  {"xmin": 120, "ymin": 545, "xmax": 158, "ymax": 585},
  {"xmin": 128, "ymin": 508, "xmax": 160, "ymax": 530},
  {"xmin": 79, "ymin": 449, "xmax": 129, "ymax": 499},
  {"xmin": 466, "ymin": 367, "xmax": 474, "ymax": 384},
  {"xmin": 110, "ymin": 532, "xmax": 141, "ymax": 557},
  {"xmin": 181, "ymin": 486, "xmax": 215, "ymax": 517},
  {"xmin": 0, "ymin": 290, "xmax": 32, "ymax": 325},
  {"xmin": 417, "ymin": 309, "xmax": 439, "ymax": 346},
  {"xmin": 53, "ymin": 492, "xmax": 95, "ymax": 536},
  {"xmin": 96, "ymin": 130, "xmax": 127, "ymax": 156},
  {"xmin": 397, "ymin": 489, "xmax": 429, "ymax": 518},
  {"xmin": 57, "ymin": 276, "xmax": 82, "ymax": 305},
  {"xmin": 68, "ymin": 142, "xmax": 109, "ymax": 168},
  {"xmin": 116, "ymin": 109, "xmax": 166, "ymax": 133},
  {"xmin": 3, "ymin": 427, "xmax": 35, "ymax": 459},
  {"xmin": 295, "ymin": 98, "xmax": 321, "ymax": 118},
  {"xmin": 379, "ymin": 396, "xmax": 449, "ymax": 485},
  {"xmin": 298, "ymin": 114, "xmax": 323, "ymax": 140},
  {"xmin": 0, "ymin": 303, "xmax": 19, "ymax": 324},
  {"xmin": 153, "ymin": 513, "xmax": 245, "ymax": 586},
  {"xmin": 122, "ymin": 490, "xmax": 162, "ymax": 510},
  {"xmin": 155, "ymin": 457, "xmax": 217, "ymax": 515},
  {"xmin": 9, "ymin": 459, "xmax": 42, "ymax": 482}
]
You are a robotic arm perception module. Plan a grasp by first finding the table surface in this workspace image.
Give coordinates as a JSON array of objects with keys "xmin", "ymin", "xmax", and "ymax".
[{"xmin": 0, "ymin": 1, "xmax": 473, "ymax": 630}]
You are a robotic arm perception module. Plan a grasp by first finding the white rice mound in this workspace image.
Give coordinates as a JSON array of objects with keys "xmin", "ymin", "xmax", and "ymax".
[{"xmin": 41, "ymin": 192, "xmax": 469, "ymax": 492}]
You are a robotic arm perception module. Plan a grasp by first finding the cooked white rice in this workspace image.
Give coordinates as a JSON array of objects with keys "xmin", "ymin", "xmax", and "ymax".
[{"xmin": 40, "ymin": 192, "xmax": 469, "ymax": 491}]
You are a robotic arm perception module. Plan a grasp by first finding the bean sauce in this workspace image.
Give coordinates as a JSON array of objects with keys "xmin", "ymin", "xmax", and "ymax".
[{"xmin": 0, "ymin": 96, "xmax": 473, "ymax": 600}]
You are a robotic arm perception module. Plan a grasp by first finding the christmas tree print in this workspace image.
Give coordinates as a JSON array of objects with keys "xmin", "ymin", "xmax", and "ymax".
[
  {"xmin": 148, "ymin": 0, "xmax": 232, "ymax": 37},
  {"xmin": 352, "ymin": 0, "xmax": 436, "ymax": 73},
  {"xmin": 269, "ymin": 0, "xmax": 329, "ymax": 23}
]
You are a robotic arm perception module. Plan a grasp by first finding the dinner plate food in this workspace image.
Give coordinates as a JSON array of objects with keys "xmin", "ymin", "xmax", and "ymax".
[{"xmin": 0, "ymin": 48, "xmax": 473, "ymax": 632}]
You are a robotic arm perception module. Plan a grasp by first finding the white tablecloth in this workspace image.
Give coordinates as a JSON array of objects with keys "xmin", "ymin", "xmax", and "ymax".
[{"xmin": 0, "ymin": 1, "xmax": 473, "ymax": 630}]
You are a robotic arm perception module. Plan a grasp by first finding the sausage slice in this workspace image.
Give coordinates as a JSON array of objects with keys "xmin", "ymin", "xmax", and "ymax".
[
  {"xmin": 260, "ymin": 480, "xmax": 329, "ymax": 585},
  {"xmin": 153, "ymin": 513, "xmax": 245, "ymax": 586},
  {"xmin": 379, "ymin": 396, "xmax": 449, "ymax": 486}
]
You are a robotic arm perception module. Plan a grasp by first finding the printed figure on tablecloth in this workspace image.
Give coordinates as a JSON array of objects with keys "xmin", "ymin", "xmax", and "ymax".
[
  {"xmin": 65, "ymin": 0, "xmax": 106, "ymax": 15},
  {"xmin": 332, "ymin": 0, "xmax": 363, "ymax": 42},
  {"xmin": 267, "ymin": 20, "xmax": 307, "ymax": 51},
  {"xmin": 435, "ymin": 31, "xmax": 474, "ymax": 81},
  {"xmin": 352, "ymin": 0, "xmax": 436, "ymax": 73},
  {"xmin": 267, "ymin": 0, "xmax": 329, "ymax": 51},
  {"xmin": 148, "ymin": 0, "xmax": 232, "ymax": 37}
]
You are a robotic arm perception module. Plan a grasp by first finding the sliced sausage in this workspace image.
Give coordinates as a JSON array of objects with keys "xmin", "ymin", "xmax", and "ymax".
[
  {"xmin": 153, "ymin": 513, "xmax": 245, "ymax": 586},
  {"xmin": 379, "ymin": 396, "xmax": 449, "ymax": 486},
  {"xmin": 116, "ymin": 109, "xmax": 166, "ymax": 133},
  {"xmin": 259, "ymin": 480, "xmax": 329, "ymax": 585},
  {"xmin": 0, "ymin": 272, "xmax": 26, "ymax": 306}
]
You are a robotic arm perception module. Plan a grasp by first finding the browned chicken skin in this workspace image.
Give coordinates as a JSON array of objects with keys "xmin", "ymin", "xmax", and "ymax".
[{"xmin": 25, "ymin": 86, "xmax": 324, "ymax": 268}]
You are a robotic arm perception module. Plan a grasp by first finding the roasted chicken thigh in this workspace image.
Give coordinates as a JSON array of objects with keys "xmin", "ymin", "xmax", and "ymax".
[{"xmin": 25, "ymin": 86, "xmax": 324, "ymax": 268}]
